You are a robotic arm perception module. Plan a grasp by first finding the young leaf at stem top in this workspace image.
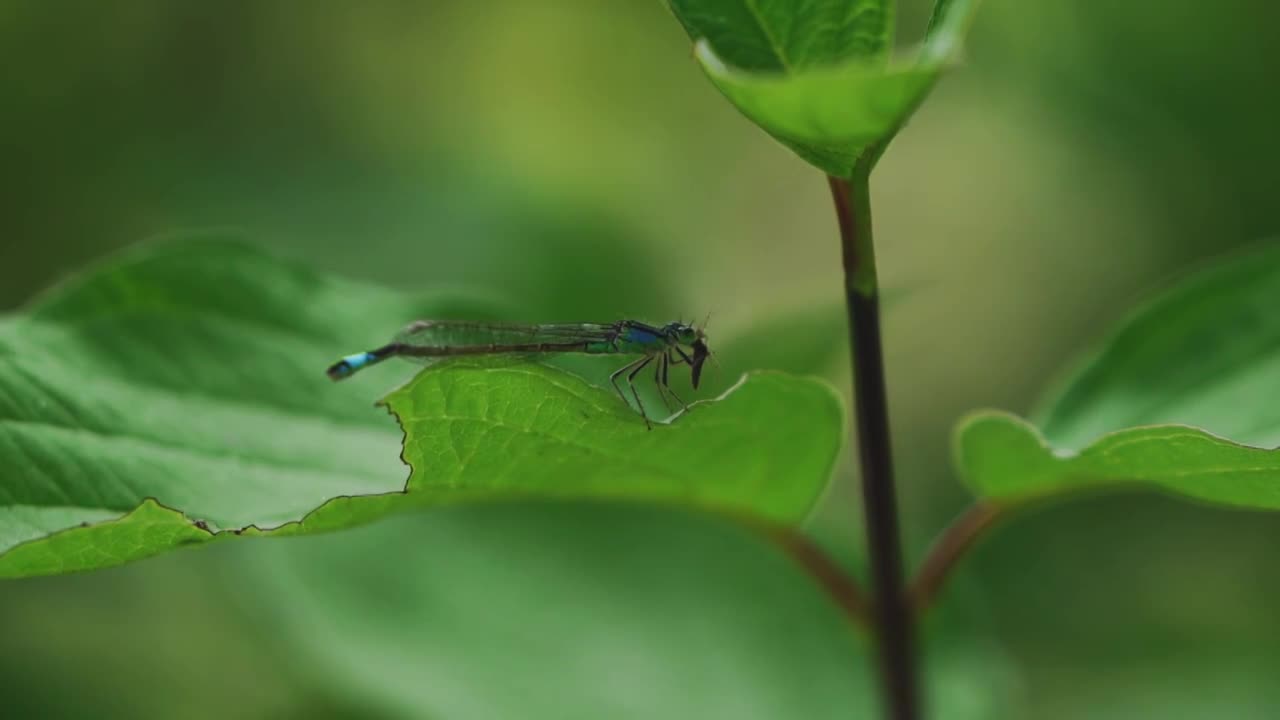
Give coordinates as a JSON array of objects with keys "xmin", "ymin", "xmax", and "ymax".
[{"xmin": 667, "ymin": 0, "xmax": 982, "ymax": 177}]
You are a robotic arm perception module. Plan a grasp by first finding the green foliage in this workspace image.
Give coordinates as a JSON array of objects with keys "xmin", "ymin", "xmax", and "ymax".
[
  {"xmin": 1035, "ymin": 245, "xmax": 1280, "ymax": 450},
  {"xmin": 666, "ymin": 0, "xmax": 896, "ymax": 71},
  {"xmin": 0, "ymin": 239, "xmax": 844, "ymax": 578},
  {"xmin": 956, "ymin": 245, "xmax": 1280, "ymax": 509},
  {"xmin": 667, "ymin": 0, "xmax": 981, "ymax": 176},
  {"xmin": 239, "ymin": 503, "xmax": 1018, "ymax": 720},
  {"xmin": 390, "ymin": 359, "xmax": 842, "ymax": 523},
  {"xmin": 244, "ymin": 504, "xmax": 882, "ymax": 719},
  {"xmin": 957, "ymin": 413, "xmax": 1280, "ymax": 508}
]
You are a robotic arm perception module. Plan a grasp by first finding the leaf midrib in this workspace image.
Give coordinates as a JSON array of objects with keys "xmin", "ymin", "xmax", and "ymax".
[{"xmin": 743, "ymin": 0, "xmax": 793, "ymax": 71}]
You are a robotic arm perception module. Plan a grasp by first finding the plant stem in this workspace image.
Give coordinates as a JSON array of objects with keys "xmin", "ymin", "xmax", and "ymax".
[
  {"xmin": 770, "ymin": 526, "xmax": 872, "ymax": 629},
  {"xmin": 910, "ymin": 501, "xmax": 1005, "ymax": 613},
  {"xmin": 828, "ymin": 172, "xmax": 919, "ymax": 720}
]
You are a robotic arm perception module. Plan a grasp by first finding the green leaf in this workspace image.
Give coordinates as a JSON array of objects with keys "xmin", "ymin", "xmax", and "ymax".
[
  {"xmin": 956, "ymin": 245, "xmax": 1280, "ymax": 509},
  {"xmin": 957, "ymin": 412, "xmax": 1280, "ymax": 508},
  {"xmin": 1037, "ymin": 245, "xmax": 1280, "ymax": 450},
  {"xmin": 0, "ymin": 239, "xmax": 410, "ymax": 577},
  {"xmin": 0, "ymin": 238, "xmax": 844, "ymax": 577},
  {"xmin": 237, "ymin": 502, "xmax": 1019, "ymax": 720},
  {"xmin": 666, "ymin": 0, "xmax": 895, "ymax": 71},
  {"xmin": 388, "ymin": 359, "xmax": 842, "ymax": 524},
  {"xmin": 668, "ymin": 0, "xmax": 982, "ymax": 177}
]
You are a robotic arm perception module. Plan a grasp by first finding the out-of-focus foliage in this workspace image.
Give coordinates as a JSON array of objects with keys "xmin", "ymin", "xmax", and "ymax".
[
  {"xmin": 237, "ymin": 502, "xmax": 1019, "ymax": 720},
  {"xmin": 1033, "ymin": 246, "xmax": 1280, "ymax": 449}
]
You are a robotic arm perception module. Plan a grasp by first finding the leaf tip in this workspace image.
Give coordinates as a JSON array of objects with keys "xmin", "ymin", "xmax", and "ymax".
[{"xmin": 951, "ymin": 409, "xmax": 1052, "ymax": 492}]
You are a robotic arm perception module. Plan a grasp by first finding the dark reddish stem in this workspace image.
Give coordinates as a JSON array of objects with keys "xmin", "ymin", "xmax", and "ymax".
[
  {"xmin": 911, "ymin": 501, "xmax": 1006, "ymax": 613},
  {"xmin": 770, "ymin": 527, "xmax": 872, "ymax": 628},
  {"xmin": 828, "ymin": 172, "xmax": 919, "ymax": 720}
]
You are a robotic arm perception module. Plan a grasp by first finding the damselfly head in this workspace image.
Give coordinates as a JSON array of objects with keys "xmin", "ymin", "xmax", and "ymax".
[
  {"xmin": 661, "ymin": 320, "xmax": 711, "ymax": 388},
  {"xmin": 664, "ymin": 321, "xmax": 703, "ymax": 346}
]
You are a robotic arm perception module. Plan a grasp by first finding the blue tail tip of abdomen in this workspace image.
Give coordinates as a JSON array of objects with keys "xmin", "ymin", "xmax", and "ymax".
[{"xmin": 327, "ymin": 352, "xmax": 376, "ymax": 381}]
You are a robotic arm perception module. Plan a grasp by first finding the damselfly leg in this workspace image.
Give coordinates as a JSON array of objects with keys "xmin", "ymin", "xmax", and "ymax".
[
  {"xmin": 657, "ymin": 351, "xmax": 688, "ymax": 411},
  {"xmin": 653, "ymin": 353, "xmax": 681, "ymax": 412},
  {"xmin": 610, "ymin": 354, "xmax": 654, "ymax": 429},
  {"xmin": 625, "ymin": 355, "xmax": 655, "ymax": 429}
]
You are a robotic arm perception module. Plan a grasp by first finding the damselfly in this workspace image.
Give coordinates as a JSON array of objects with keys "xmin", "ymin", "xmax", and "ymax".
[{"xmin": 327, "ymin": 320, "xmax": 711, "ymax": 428}]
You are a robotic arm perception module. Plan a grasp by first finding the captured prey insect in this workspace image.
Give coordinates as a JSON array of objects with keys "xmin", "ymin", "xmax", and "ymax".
[{"xmin": 326, "ymin": 319, "xmax": 712, "ymax": 428}]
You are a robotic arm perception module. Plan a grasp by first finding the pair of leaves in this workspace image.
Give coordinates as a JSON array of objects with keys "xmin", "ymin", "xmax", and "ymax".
[
  {"xmin": 667, "ymin": 0, "xmax": 981, "ymax": 176},
  {"xmin": 957, "ymin": 244, "xmax": 1280, "ymax": 511},
  {"xmin": 0, "ymin": 238, "xmax": 844, "ymax": 578}
]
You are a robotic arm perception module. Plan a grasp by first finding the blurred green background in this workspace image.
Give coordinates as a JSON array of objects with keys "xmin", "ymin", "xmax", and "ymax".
[{"xmin": 4, "ymin": 1, "xmax": 1280, "ymax": 717}]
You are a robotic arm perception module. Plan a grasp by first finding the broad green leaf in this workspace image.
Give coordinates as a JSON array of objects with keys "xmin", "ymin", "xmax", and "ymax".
[
  {"xmin": 669, "ymin": 0, "xmax": 982, "ymax": 176},
  {"xmin": 390, "ymin": 359, "xmax": 841, "ymax": 523},
  {"xmin": 1036, "ymin": 245, "xmax": 1280, "ymax": 450},
  {"xmin": 0, "ymin": 238, "xmax": 414, "ymax": 578},
  {"xmin": 237, "ymin": 502, "xmax": 1019, "ymax": 720},
  {"xmin": 0, "ymin": 238, "xmax": 844, "ymax": 578},
  {"xmin": 956, "ymin": 244, "xmax": 1280, "ymax": 509}
]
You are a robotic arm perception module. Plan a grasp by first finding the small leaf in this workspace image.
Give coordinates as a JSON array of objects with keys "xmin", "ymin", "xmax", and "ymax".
[
  {"xmin": 388, "ymin": 359, "xmax": 843, "ymax": 524},
  {"xmin": 0, "ymin": 238, "xmax": 845, "ymax": 577},
  {"xmin": 669, "ymin": 0, "xmax": 982, "ymax": 176},
  {"xmin": 956, "ymin": 244, "xmax": 1280, "ymax": 509},
  {"xmin": 692, "ymin": 49, "xmax": 935, "ymax": 175},
  {"xmin": 957, "ymin": 411, "xmax": 1280, "ymax": 509}
]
